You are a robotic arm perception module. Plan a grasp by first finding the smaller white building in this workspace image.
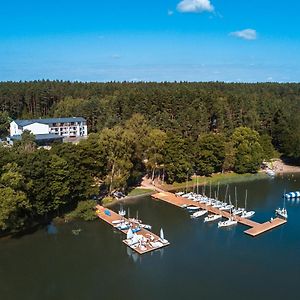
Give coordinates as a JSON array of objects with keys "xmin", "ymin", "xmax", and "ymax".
[{"xmin": 10, "ymin": 117, "xmax": 88, "ymax": 141}]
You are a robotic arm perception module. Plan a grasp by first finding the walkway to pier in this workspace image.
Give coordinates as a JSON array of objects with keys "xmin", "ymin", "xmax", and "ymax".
[
  {"xmin": 95, "ymin": 205, "xmax": 170, "ymax": 254},
  {"xmin": 152, "ymin": 192, "xmax": 286, "ymax": 236}
]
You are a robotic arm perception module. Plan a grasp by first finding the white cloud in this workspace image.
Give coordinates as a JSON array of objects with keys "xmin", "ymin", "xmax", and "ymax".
[
  {"xmin": 177, "ymin": 0, "xmax": 214, "ymax": 13},
  {"xmin": 230, "ymin": 29, "xmax": 257, "ymax": 40}
]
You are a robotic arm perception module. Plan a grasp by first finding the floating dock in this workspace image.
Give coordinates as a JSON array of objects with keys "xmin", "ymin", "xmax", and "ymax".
[
  {"xmin": 95, "ymin": 205, "xmax": 170, "ymax": 254},
  {"xmin": 152, "ymin": 192, "xmax": 287, "ymax": 237}
]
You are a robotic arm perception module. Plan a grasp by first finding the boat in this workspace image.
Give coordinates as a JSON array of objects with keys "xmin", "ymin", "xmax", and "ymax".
[
  {"xmin": 190, "ymin": 210, "xmax": 208, "ymax": 218},
  {"xmin": 160, "ymin": 228, "xmax": 168, "ymax": 244},
  {"xmin": 219, "ymin": 204, "xmax": 234, "ymax": 211},
  {"xmin": 204, "ymin": 214, "xmax": 222, "ymax": 222},
  {"xmin": 275, "ymin": 207, "xmax": 288, "ymax": 219},
  {"xmin": 181, "ymin": 204, "xmax": 188, "ymax": 209},
  {"xmin": 284, "ymin": 191, "xmax": 300, "ymax": 199},
  {"xmin": 241, "ymin": 210, "xmax": 255, "ymax": 218},
  {"xmin": 118, "ymin": 205, "xmax": 126, "ymax": 217},
  {"xmin": 140, "ymin": 224, "xmax": 152, "ymax": 230},
  {"xmin": 132, "ymin": 227, "xmax": 141, "ymax": 233},
  {"xmin": 126, "ymin": 228, "xmax": 134, "ymax": 240},
  {"xmin": 112, "ymin": 219, "xmax": 124, "ymax": 224},
  {"xmin": 240, "ymin": 190, "xmax": 255, "ymax": 219},
  {"xmin": 115, "ymin": 223, "xmax": 130, "ymax": 230},
  {"xmin": 212, "ymin": 201, "xmax": 223, "ymax": 208},
  {"xmin": 276, "ymin": 193, "xmax": 288, "ymax": 219},
  {"xmin": 218, "ymin": 218, "xmax": 237, "ymax": 228},
  {"xmin": 266, "ymin": 169, "xmax": 276, "ymax": 177},
  {"xmin": 175, "ymin": 192, "xmax": 185, "ymax": 196},
  {"xmin": 186, "ymin": 206, "xmax": 199, "ymax": 211},
  {"xmin": 232, "ymin": 208, "xmax": 244, "ymax": 215}
]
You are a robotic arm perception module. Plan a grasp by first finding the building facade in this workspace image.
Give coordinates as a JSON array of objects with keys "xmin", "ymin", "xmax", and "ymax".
[{"xmin": 9, "ymin": 117, "xmax": 87, "ymax": 143}]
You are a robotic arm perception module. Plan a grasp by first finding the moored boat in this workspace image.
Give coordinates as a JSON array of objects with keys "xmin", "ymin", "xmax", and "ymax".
[
  {"xmin": 191, "ymin": 210, "xmax": 208, "ymax": 218},
  {"xmin": 275, "ymin": 207, "xmax": 288, "ymax": 219},
  {"xmin": 204, "ymin": 214, "xmax": 222, "ymax": 223},
  {"xmin": 218, "ymin": 218, "xmax": 237, "ymax": 228}
]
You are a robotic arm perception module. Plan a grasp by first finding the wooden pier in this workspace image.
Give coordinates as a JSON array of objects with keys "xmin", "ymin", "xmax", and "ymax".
[
  {"xmin": 95, "ymin": 205, "xmax": 170, "ymax": 254},
  {"xmin": 152, "ymin": 192, "xmax": 287, "ymax": 236}
]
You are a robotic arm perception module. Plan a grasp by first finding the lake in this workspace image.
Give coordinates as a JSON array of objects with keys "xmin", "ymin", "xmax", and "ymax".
[{"xmin": 1, "ymin": 173, "xmax": 300, "ymax": 300}]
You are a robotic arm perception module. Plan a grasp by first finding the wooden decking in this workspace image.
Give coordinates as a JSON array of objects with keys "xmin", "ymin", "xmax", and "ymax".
[
  {"xmin": 152, "ymin": 192, "xmax": 287, "ymax": 237},
  {"xmin": 244, "ymin": 218, "xmax": 287, "ymax": 236},
  {"xmin": 95, "ymin": 205, "xmax": 170, "ymax": 254}
]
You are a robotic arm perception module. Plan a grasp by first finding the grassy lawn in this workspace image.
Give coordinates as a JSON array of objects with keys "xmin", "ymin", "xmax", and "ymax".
[
  {"xmin": 165, "ymin": 172, "xmax": 268, "ymax": 190},
  {"xmin": 128, "ymin": 188, "xmax": 154, "ymax": 196}
]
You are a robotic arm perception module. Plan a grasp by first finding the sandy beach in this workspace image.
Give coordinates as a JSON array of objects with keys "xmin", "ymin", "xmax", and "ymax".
[{"xmin": 269, "ymin": 159, "xmax": 300, "ymax": 173}]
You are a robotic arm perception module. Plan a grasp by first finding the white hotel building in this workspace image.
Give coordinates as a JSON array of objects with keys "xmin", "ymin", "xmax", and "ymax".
[{"xmin": 9, "ymin": 117, "xmax": 87, "ymax": 144}]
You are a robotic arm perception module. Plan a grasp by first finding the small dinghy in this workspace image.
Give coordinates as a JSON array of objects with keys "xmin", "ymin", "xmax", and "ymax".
[
  {"xmin": 218, "ymin": 218, "xmax": 237, "ymax": 228},
  {"xmin": 204, "ymin": 214, "xmax": 222, "ymax": 223},
  {"xmin": 190, "ymin": 210, "xmax": 207, "ymax": 218}
]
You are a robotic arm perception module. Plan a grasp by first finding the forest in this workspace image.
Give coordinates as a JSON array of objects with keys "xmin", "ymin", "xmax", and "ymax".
[{"xmin": 0, "ymin": 81, "xmax": 299, "ymax": 234}]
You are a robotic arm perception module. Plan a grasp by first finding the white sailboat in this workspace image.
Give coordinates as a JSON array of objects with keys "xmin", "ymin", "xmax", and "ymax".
[
  {"xmin": 218, "ymin": 217, "xmax": 237, "ymax": 228},
  {"xmin": 190, "ymin": 210, "xmax": 208, "ymax": 218},
  {"xmin": 186, "ymin": 206, "xmax": 200, "ymax": 211},
  {"xmin": 160, "ymin": 228, "xmax": 168, "ymax": 244},
  {"xmin": 118, "ymin": 205, "xmax": 126, "ymax": 217},
  {"xmin": 232, "ymin": 187, "xmax": 244, "ymax": 215},
  {"xmin": 276, "ymin": 193, "xmax": 288, "ymax": 219},
  {"xmin": 204, "ymin": 214, "xmax": 222, "ymax": 223},
  {"xmin": 240, "ymin": 190, "xmax": 255, "ymax": 219},
  {"xmin": 126, "ymin": 228, "xmax": 134, "ymax": 240}
]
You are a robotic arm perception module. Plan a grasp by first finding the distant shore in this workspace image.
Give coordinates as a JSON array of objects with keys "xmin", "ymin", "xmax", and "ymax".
[{"xmin": 266, "ymin": 159, "xmax": 300, "ymax": 174}]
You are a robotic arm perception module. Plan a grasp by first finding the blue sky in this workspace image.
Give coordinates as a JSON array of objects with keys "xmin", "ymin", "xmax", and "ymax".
[{"xmin": 1, "ymin": 0, "xmax": 300, "ymax": 82}]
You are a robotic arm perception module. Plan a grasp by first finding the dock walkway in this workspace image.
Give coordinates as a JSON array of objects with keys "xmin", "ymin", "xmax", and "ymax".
[
  {"xmin": 152, "ymin": 192, "xmax": 286, "ymax": 236},
  {"xmin": 95, "ymin": 205, "xmax": 170, "ymax": 254}
]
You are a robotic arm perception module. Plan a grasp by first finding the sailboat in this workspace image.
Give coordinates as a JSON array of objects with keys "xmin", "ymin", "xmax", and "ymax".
[
  {"xmin": 118, "ymin": 204, "xmax": 126, "ymax": 217},
  {"xmin": 204, "ymin": 214, "xmax": 222, "ymax": 223},
  {"xmin": 190, "ymin": 209, "xmax": 208, "ymax": 218},
  {"xmin": 160, "ymin": 228, "xmax": 168, "ymax": 244},
  {"xmin": 218, "ymin": 217, "xmax": 237, "ymax": 228},
  {"xmin": 219, "ymin": 194, "xmax": 234, "ymax": 211},
  {"xmin": 232, "ymin": 187, "xmax": 244, "ymax": 215},
  {"xmin": 276, "ymin": 192, "xmax": 288, "ymax": 219},
  {"xmin": 218, "ymin": 201, "xmax": 237, "ymax": 228},
  {"xmin": 241, "ymin": 190, "xmax": 255, "ymax": 219}
]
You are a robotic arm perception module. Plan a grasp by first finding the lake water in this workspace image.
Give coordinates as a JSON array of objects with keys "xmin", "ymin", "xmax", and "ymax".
[{"xmin": 1, "ymin": 174, "xmax": 300, "ymax": 300}]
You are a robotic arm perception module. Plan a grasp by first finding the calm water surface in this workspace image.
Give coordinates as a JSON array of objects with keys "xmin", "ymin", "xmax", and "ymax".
[{"xmin": 1, "ymin": 174, "xmax": 300, "ymax": 300}]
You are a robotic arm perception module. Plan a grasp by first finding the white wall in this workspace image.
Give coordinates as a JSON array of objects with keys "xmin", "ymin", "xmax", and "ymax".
[
  {"xmin": 23, "ymin": 123, "xmax": 49, "ymax": 135},
  {"xmin": 10, "ymin": 121, "xmax": 22, "ymax": 136}
]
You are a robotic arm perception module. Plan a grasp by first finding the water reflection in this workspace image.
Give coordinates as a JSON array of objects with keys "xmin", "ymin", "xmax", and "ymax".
[{"xmin": 46, "ymin": 222, "xmax": 57, "ymax": 235}]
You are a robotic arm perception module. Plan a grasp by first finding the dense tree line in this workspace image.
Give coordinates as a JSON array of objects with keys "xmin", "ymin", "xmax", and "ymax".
[{"xmin": 0, "ymin": 81, "xmax": 299, "ymax": 159}]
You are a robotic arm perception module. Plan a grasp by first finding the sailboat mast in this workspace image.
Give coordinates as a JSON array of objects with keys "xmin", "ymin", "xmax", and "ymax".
[
  {"xmin": 217, "ymin": 182, "xmax": 220, "ymax": 200},
  {"xmin": 209, "ymin": 181, "xmax": 212, "ymax": 198},
  {"xmin": 225, "ymin": 185, "xmax": 229, "ymax": 203},
  {"xmin": 235, "ymin": 186, "xmax": 237, "ymax": 208}
]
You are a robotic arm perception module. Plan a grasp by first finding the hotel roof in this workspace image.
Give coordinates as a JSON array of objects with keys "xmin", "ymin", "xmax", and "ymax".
[{"xmin": 14, "ymin": 117, "xmax": 86, "ymax": 128}]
